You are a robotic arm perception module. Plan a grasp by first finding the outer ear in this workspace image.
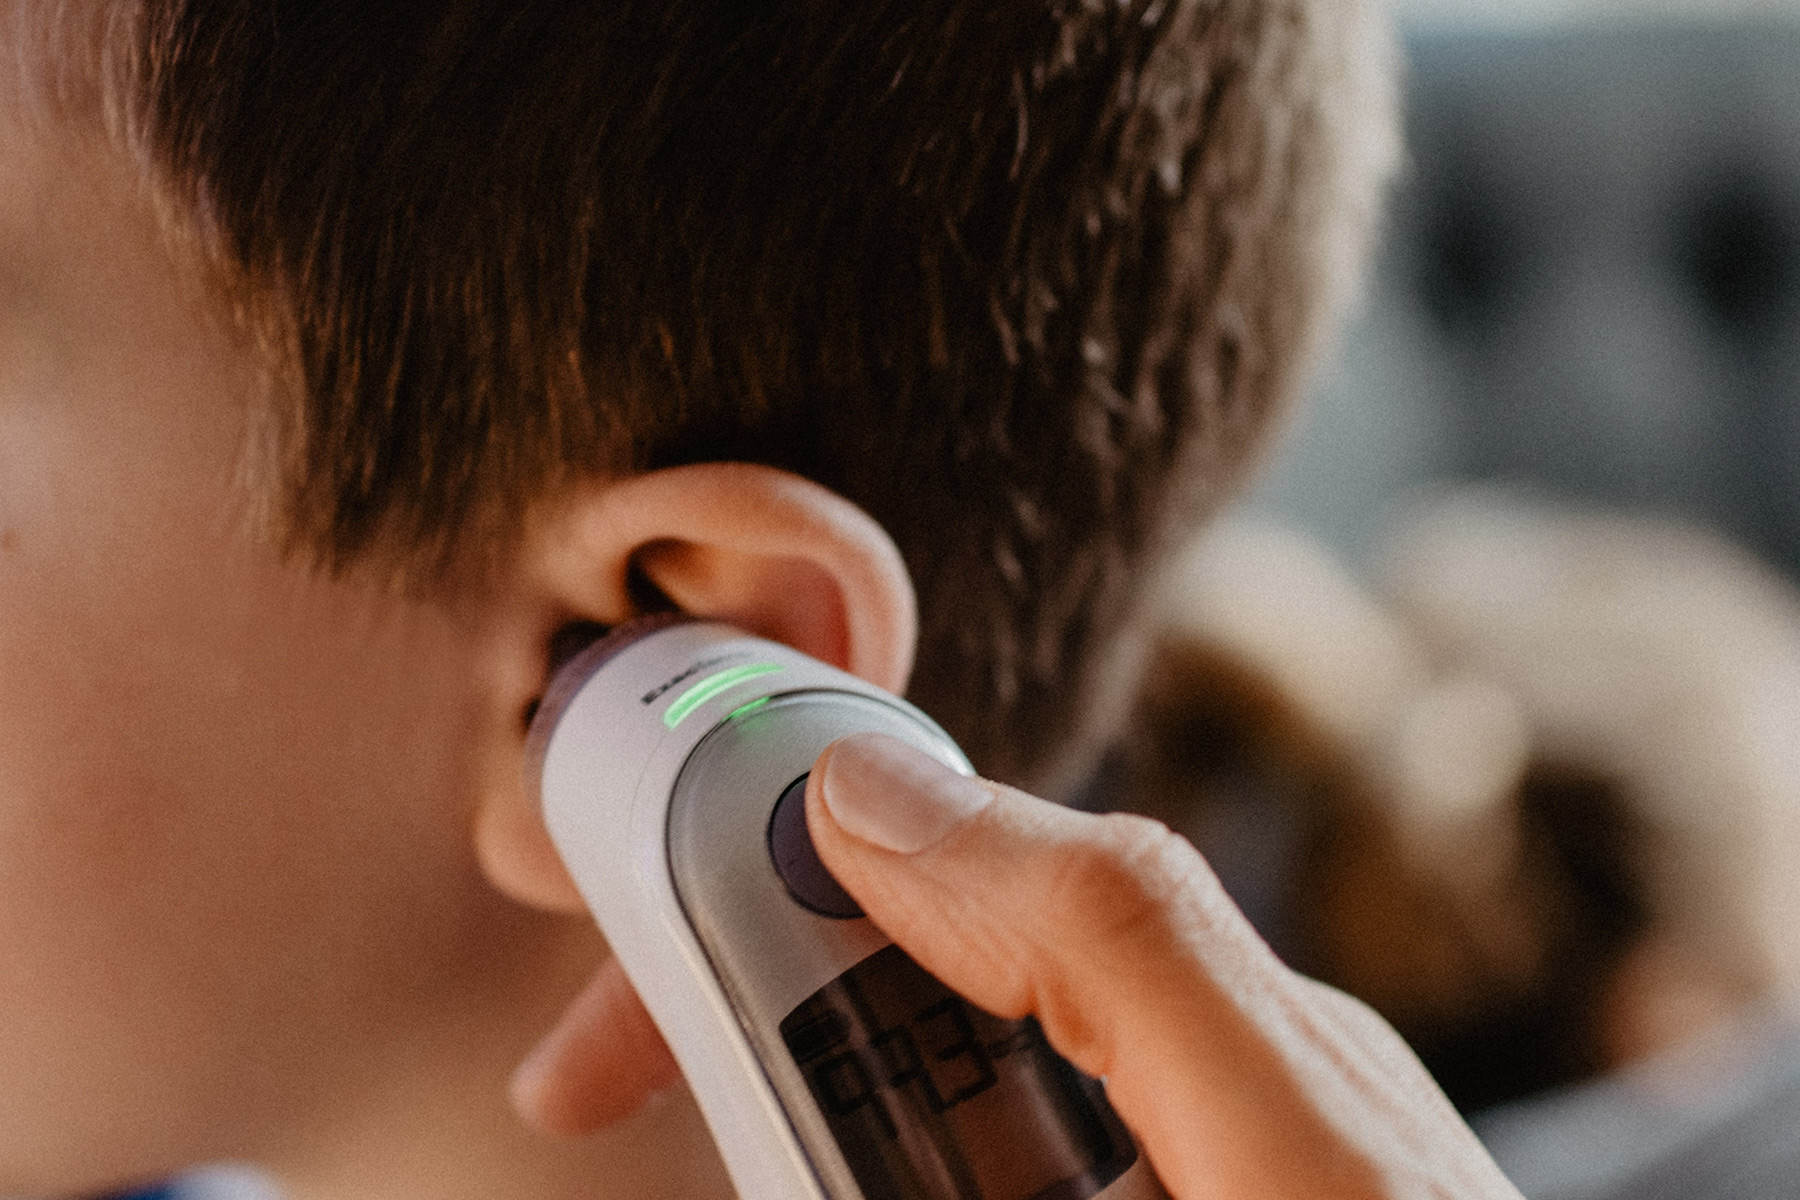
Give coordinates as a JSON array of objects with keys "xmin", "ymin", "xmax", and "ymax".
[{"xmin": 475, "ymin": 462, "xmax": 918, "ymax": 912}]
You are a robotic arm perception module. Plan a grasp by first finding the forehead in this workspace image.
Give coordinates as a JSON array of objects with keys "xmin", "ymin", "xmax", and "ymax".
[
  {"xmin": 2, "ymin": 1, "xmax": 123, "ymax": 130},
  {"xmin": 1, "ymin": 113, "xmax": 122, "ymax": 312},
  {"xmin": 1, "ymin": 4, "xmax": 163, "ymax": 289},
  {"xmin": 2, "ymin": 2, "xmax": 309, "ymax": 549},
  {"xmin": 0, "ymin": 49, "xmax": 261, "ymax": 527}
]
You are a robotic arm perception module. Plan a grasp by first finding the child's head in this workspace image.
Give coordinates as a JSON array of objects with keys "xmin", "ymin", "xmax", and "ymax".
[{"xmin": 0, "ymin": 1, "xmax": 1396, "ymax": 1195}]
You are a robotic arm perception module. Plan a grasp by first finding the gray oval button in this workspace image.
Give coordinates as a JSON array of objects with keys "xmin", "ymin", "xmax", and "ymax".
[{"xmin": 767, "ymin": 773, "xmax": 863, "ymax": 919}]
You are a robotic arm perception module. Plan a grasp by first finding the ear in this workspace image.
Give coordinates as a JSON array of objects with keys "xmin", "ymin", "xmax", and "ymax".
[{"xmin": 474, "ymin": 462, "xmax": 918, "ymax": 912}]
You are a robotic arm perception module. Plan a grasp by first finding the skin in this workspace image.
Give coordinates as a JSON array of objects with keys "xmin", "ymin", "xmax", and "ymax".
[
  {"xmin": 0, "ymin": 63, "xmax": 1519, "ymax": 1200},
  {"xmin": 0, "ymin": 90, "xmax": 731, "ymax": 1200}
]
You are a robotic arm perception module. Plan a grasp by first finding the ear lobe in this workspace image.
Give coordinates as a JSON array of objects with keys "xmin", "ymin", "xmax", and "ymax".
[{"xmin": 473, "ymin": 462, "xmax": 919, "ymax": 914}]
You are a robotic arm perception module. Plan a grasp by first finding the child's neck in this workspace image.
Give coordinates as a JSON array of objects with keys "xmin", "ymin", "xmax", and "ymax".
[
  {"xmin": 263, "ymin": 907, "xmax": 734, "ymax": 1200},
  {"xmin": 278, "ymin": 1085, "xmax": 729, "ymax": 1200}
]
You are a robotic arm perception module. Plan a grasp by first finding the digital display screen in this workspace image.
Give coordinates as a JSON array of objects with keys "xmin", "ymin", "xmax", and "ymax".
[{"xmin": 781, "ymin": 944, "xmax": 1137, "ymax": 1200}]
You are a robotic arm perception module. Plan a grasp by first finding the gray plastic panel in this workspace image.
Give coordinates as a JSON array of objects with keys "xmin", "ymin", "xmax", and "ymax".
[
  {"xmin": 669, "ymin": 690, "xmax": 965, "ymax": 1198},
  {"xmin": 666, "ymin": 689, "xmax": 1170, "ymax": 1200}
]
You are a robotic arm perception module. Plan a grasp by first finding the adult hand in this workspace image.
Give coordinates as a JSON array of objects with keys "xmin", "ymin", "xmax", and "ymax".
[
  {"xmin": 510, "ymin": 730, "xmax": 1521, "ymax": 1199},
  {"xmin": 801, "ymin": 732, "xmax": 1522, "ymax": 1200}
]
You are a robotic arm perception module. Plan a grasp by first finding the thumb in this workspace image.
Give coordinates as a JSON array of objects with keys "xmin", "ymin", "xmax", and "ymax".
[{"xmin": 806, "ymin": 733, "xmax": 1516, "ymax": 1200}]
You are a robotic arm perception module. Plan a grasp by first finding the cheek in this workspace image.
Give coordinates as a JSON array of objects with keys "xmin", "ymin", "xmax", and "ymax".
[
  {"xmin": 0, "ymin": 538, "xmax": 501, "ymax": 1188},
  {"xmin": 0, "ymin": 122, "xmax": 537, "ymax": 1190}
]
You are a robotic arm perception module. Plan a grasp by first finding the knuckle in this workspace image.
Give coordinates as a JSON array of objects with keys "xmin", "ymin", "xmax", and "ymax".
[
  {"xmin": 1024, "ymin": 816, "xmax": 1216, "ymax": 1074},
  {"xmin": 1045, "ymin": 813, "xmax": 1208, "ymax": 943}
]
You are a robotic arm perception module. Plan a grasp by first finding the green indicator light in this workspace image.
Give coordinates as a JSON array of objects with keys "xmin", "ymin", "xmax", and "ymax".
[
  {"xmin": 726, "ymin": 695, "xmax": 775, "ymax": 722},
  {"xmin": 663, "ymin": 663, "xmax": 785, "ymax": 729}
]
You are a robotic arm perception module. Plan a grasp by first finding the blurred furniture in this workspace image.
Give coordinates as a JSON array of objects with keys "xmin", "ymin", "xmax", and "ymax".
[{"xmin": 1253, "ymin": 19, "xmax": 1800, "ymax": 576}]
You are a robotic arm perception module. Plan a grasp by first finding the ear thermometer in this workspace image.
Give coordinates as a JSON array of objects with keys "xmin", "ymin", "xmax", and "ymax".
[{"xmin": 526, "ymin": 616, "xmax": 1169, "ymax": 1200}]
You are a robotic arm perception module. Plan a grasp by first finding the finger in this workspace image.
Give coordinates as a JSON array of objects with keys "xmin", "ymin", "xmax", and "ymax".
[
  {"xmin": 509, "ymin": 955, "xmax": 682, "ymax": 1136},
  {"xmin": 807, "ymin": 732, "xmax": 1514, "ymax": 1200},
  {"xmin": 805, "ymin": 733, "xmax": 1348, "ymax": 1196}
]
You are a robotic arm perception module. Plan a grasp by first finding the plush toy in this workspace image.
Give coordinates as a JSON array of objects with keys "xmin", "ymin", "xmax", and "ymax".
[
  {"xmin": 1113, "ymin": 492, "xmax": 1800, "ymax": 1115},
  {"xmin": 1385, "ymin": 491, "xmax": 1800, "ymax": 1061}
]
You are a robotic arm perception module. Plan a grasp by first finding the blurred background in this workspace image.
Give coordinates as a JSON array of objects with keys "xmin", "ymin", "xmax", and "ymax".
[
  {"xmin": 1115, "ymin": 0, "xmax": 1800, "ymax": 1196},
  {"xmin": 1254, "ymin": 0, "xmax": 1800, "ymax": 570}
]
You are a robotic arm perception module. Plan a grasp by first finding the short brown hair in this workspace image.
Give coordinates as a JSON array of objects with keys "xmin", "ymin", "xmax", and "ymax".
[{"xmin": 30, "ymin": 0, "xmax": 1398, "ymax": 789}]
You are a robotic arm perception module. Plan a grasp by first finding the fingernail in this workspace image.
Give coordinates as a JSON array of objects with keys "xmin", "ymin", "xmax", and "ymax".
[{"xmin": 821, "ymin": 733, "xmax": 992, "ymax": 854}]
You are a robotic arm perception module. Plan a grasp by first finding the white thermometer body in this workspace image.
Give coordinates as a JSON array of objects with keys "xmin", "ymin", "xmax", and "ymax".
[{"xmin": 528, "ymin": 617, "xmax": 1167, "ymax": 1200}]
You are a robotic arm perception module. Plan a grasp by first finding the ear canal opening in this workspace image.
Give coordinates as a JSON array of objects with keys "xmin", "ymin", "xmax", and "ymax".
[
  {"xmin": 519, "ymin": 558, "xmax": 684, "ymax": 731},
  {"xmin": 623, "ymin": 551, "xmax": 678, "ymax": 617},
  {"xmin": 522, "ymin": 621, "xmax": 612, "ymax": 731}
]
